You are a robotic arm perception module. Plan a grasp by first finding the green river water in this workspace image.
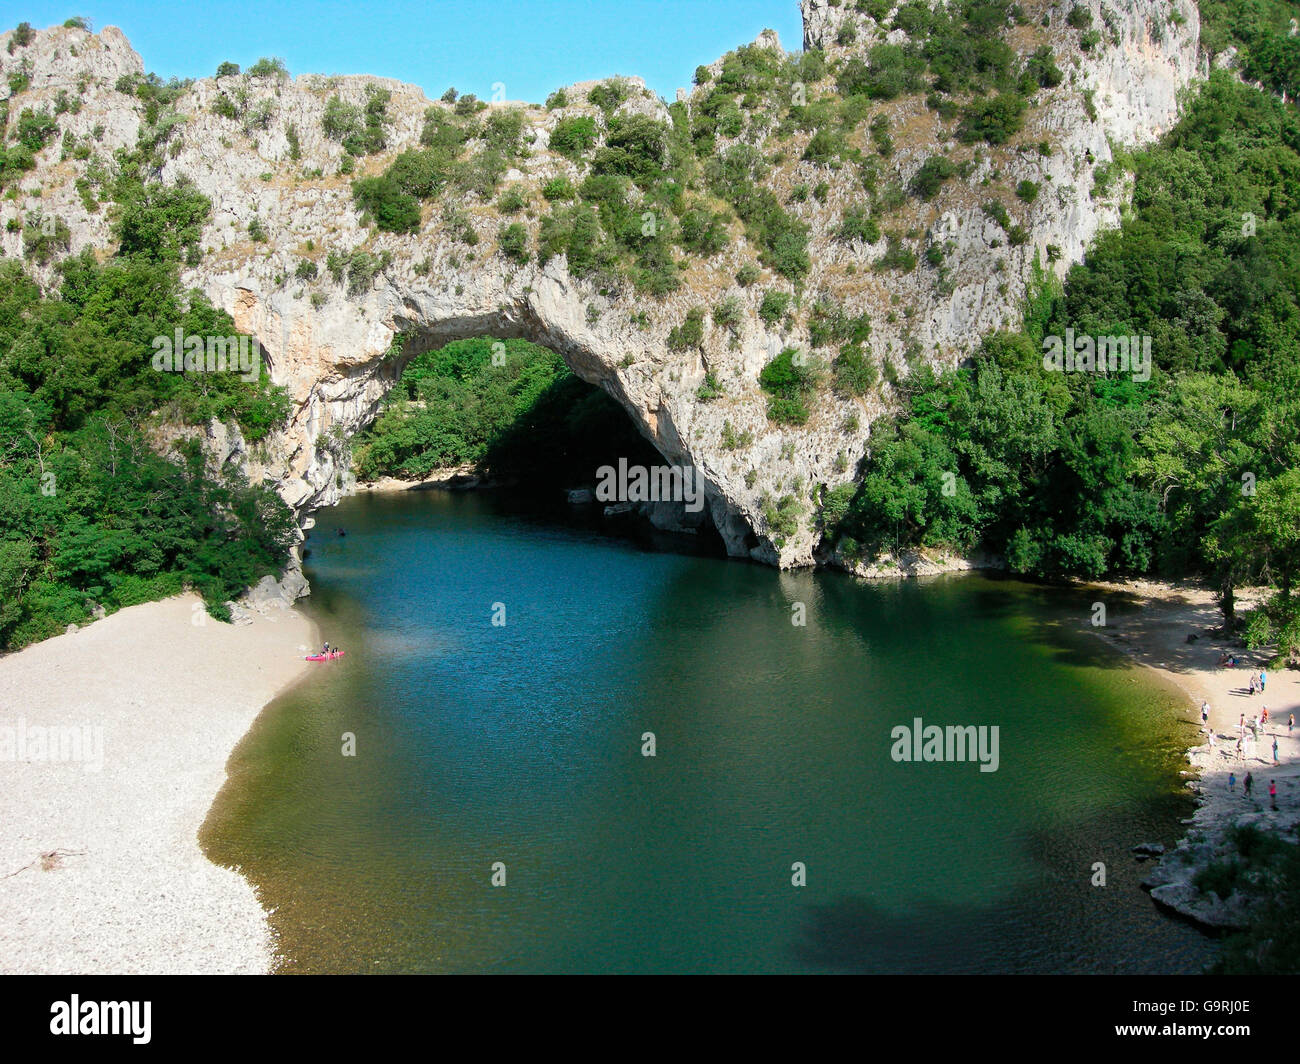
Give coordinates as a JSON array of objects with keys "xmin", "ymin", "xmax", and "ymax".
[{"xmin": 202, "ymin": 489, "xmax": 1215, "ymax": 973}]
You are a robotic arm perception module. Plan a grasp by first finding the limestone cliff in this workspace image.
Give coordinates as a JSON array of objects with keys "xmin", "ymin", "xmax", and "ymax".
[{"xmin": 0, "ymin": 2, "xmax": 1202, "ymax": 577}]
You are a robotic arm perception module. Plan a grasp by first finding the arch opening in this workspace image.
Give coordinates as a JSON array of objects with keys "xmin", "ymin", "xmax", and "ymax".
[{"xmin": 339, "ymin": 327, "xmax": 728, "ymax": 559}]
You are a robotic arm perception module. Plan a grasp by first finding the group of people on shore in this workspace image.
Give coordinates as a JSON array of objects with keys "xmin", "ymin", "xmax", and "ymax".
[
  {"xmin": 1227, "ymin": 770, "xmax": 1278, "ymax": 809},
  {"xmin": 1201, "ymin": 664, "xmax": 1293, "ymax": 812}
]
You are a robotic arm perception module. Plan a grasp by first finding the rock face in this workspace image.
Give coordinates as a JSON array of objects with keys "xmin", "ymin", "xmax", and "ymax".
[{"xmin": 0, "ymin": 4, "xmax": 1201, "ymax": 578}]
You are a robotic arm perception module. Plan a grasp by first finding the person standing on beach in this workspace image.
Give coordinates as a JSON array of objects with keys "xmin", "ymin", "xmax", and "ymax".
[
  {"xmin": 1290, "ymin": 713, "xmax": 1295, "ymax": 733},
  {"xmin": 1260, "ymin": 668, "xmax": 1267, "ymax": 693},
  {"xmin": 1229, "ymin": 772, "xmax": 1236, "ymax": 791},
  {"xmin": 1202, "ymin": 701, "xmax": 1210, "ymax": 728},
  {"xmin": 1273, "ymin": 736, "xmax": 1280, "ymax": 765},
  {"xmin": 1235, "ymin": 735, "xmax": 1243, "ymax": 758},
  {"xmin": 1239, "ymin": 713, "xmax": 1246, "ymax": 733},
  {"xmin": 1249, "ymin": 674, "xmax": 1259, "ymax": 696},
  {"xmin": 1262, "ymin": 705, "xmax": 1269, "ymax": 727},
  {"xmin": 1245, "ymin": 772, "xmax": 1254, "ymax": 797},
  {"xmin": 1270, "ymin": 780, "xmax": 1277, "ymax": 809}
]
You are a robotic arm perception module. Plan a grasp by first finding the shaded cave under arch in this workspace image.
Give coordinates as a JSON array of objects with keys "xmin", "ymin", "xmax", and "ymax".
[{"xmin": 328, "ymin": 308, "xmax": 732, "ymax": 558}]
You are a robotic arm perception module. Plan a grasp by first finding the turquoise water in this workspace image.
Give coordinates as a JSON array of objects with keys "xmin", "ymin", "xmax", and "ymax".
[{"xmin": 203, "ymin": 490, "xmax": 1215, "ymax": 973}]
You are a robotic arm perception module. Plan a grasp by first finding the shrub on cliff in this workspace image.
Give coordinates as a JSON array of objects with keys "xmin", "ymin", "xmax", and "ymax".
[
  {"xmin": 590, "ymin": 114, "xmax": 669, "ymax": 186},
  {"xmin": 549, "ymin": 115, "xmax": 598, "ymax": 159},
  {"xmin": 16, "ymin": 107, "xmax": 57, "ymax": 152},
  {"xmin": 833, "ymin": 342, "xmax": 877, "ymax": 396},
  {"xmin": 666, "ymin": 307, "xmax": 706, "ymax": 351},
  {"xmin": 587, "ymin": 78, "xmax": 631, "ymax": 113},
  {"xmin": 322, "ymin": 95, "xmax": 362, "ymax": 141},
  {"xmin": 420, "ymin": 108, "xmax": 470, "ymax": 153},
  {"xmin": 112, "ymin": 178, "xmax": 210, "ymax": 263},
  {"xmin": 7, "ymin": 22, "xmax": 34, "ymax": 52},
  {"xmin": 499, "ymin": 222, "xmax": 529, "ymax": 264},
  {"xmin": 758, "ymin": 289, "xmax": 793, "ymax": 326},
  {"xmin": 910, "ymin": 156, "xmax": 956, "ymax": 201},
  {"xmin": 678, "ymin": 207, "xmax": 729, "ymax": 256},
  {"xmin": 247, "ymin": 56, "xmax": 288, "ymax": 78},
  {"xmin": 761, "ymin": 492, "xmax": 803, "ymax": 547},
  {"xmin": 352, "ymin": 174, "xmax": 421, "ymax": 233},
  {"xmin": 759, "ymin": 347, "xmax": 817, "ymax": 425},
  {"xmin": 958, "ymin": 93, "xmax": 1027, "ymax": 144},
  {"xmin": 837, "ymin": 44, "xmax": 926, "ymax": 100}
]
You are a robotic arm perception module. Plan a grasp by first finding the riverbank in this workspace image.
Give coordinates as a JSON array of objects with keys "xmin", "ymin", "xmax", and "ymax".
[
  {"xmin": 0, "ymin": 593, "xmax": 317, "ymax": 974},
  {"xmin": 352, "ymin": 466, "xmax": 479, "ymax": 494},
  {"xmin": 1081, "ymin": 579, "xmax": 1300, "ymax": 931}
]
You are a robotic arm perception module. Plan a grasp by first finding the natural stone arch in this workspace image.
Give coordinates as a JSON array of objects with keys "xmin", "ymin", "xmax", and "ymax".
[{"xmin": 225, "ymin": 264, "xmax": 769, "ymax": 563}]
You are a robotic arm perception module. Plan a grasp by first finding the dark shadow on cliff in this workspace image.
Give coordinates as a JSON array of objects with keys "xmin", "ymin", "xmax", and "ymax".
[{"xmin": 479, "ymin": 371, "xmax": 661, "ymax": 491}]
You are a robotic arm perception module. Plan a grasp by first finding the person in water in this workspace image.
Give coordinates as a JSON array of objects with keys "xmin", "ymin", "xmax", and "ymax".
[{"xmin": 323, "ymin": 642, "xmax": 330, "ymax": 656}]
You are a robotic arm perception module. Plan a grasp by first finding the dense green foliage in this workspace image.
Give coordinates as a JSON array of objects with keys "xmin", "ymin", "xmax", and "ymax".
[
  {"xmin": 0, "ymin": 248, "xmax": 295, "ymax": 647},
  {"xmin": 1201, "ymin": 0, "xmax": 1300, "ymax": 99},
  {"xmin": 833, "ymin": 73, "xmax": 1300, "ymax": 660},
  {"xmin": 353, "ymin": 337, "xmax": 658, "ymax": 486},
  {"xmin": 0, "ymin": 72, "xmax": 296, "ymax": 648}
]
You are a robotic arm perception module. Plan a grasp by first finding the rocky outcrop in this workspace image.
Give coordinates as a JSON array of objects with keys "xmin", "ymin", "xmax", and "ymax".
[
  {"xmin": 0, "ymin": 3, "xmax": 1202, "ymax": 577},
  {"xmin": 1140, "ymin": 732, "xmax": 1300, "ymax": 932}
]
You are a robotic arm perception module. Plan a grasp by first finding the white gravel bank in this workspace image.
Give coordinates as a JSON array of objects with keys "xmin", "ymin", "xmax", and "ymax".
[{"xmin": 0, "ymin": 593, "xmax": 316, "ymax": 974}]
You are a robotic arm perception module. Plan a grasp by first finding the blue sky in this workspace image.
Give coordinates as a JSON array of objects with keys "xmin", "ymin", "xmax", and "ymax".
[{"xmin": 12, "ymin": 1, "xmax": 806, "ymax": 102}]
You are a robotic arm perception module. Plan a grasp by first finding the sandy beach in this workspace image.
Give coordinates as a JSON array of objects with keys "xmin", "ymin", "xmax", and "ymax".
[
  {"xmin": 1084, "ymin": 579, "xmax": 1300, "ymax": 927},
  {"xmin": 352, "ymin": 465, "xmax": 478, "ymax": 494},
  {"xmin": 0, "ymin": 593, "xmax": 316, "ymax": 974},
  {"xmin": 1086, "ymin": 579, "xmax": 1300, "ymax": 779}
]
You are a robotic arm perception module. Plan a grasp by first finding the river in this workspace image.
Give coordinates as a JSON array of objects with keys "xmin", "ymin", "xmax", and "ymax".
[{"xmin": 202, "ymin": 489, "xmax": 1215, "ymax": 973}]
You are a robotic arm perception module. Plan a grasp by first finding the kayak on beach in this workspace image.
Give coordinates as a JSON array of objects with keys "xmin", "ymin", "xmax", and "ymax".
[{"xmin": 305, "ymin": 651, "xmax": 345, "ymax": 661}]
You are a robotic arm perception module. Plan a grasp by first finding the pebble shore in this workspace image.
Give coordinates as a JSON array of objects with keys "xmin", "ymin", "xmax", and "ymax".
[{"xmin": 0, "ymin": 594, "xmax": 315, "ymax": 974}]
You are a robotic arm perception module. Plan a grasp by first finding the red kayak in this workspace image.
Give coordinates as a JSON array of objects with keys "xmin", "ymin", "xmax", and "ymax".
[{"xmin": 305, "ymin": 651, "xmax": 345, "ymax": 661}]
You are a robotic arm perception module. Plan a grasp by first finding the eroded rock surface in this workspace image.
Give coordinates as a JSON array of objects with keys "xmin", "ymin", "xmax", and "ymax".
[{"xmin": 0, "ymin": 4, "xmax": 1201, "ymax": 572}]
